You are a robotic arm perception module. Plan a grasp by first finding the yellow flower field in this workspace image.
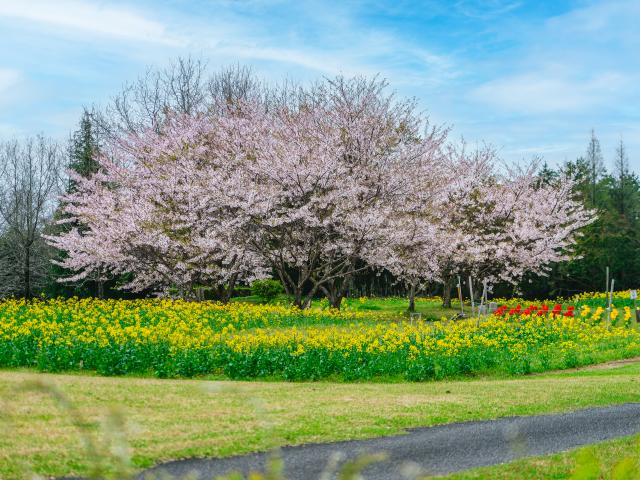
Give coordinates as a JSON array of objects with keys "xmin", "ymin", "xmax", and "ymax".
[{"xmin": 0, "ymin": 297, "xmax": 639, "ymax": 381}]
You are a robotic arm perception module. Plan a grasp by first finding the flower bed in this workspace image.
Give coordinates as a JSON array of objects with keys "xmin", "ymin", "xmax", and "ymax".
[
  {"xmin": 1, "ymin": 298, "xmax": 639, "ymax": 381},
  {"xmin": 493, "ymin": 302, "xmax": 633, "ymax": 325}
]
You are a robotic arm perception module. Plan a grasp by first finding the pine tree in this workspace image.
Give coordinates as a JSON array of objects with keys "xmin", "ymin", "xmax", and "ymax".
[
  {"xmin": 586, "ymin": 129, "xmax": 605, "ymax": 206},
  {"xmin": 613, "ymin": 138, "xmax": 631, "ymax": 216},
  {"xmin": 45, "ymin": 110, "xmax": 105, "ymax": 298},
  {"xmin": 538, "ymin": 161, "xmax": 558, "ymax": 186},
  {"xmin": 67, "ymin": 110, "xmax": 100, "ymax": 193}
]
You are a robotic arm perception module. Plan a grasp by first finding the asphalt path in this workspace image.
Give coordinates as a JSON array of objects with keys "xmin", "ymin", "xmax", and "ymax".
[{"xmin": 138, "ymin": 403, "xmax": 640, "ymax": 479}]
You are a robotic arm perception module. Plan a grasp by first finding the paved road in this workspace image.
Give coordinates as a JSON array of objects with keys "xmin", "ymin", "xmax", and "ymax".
[{"xmin": 139, "ymin": 403, "xmax": 640, "ymax": 479}]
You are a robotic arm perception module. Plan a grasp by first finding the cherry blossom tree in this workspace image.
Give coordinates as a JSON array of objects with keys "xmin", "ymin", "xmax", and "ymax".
[
  {"xmin": 234, "ymin": 76, "xmax": 448, "ymax": 308},
  {"xmin": 47, "ymin": 111, "xmax": 267, "ymax": 300},
  {"xmin": 48, "ymin": 71, "xmax": 594, "ymax": 309},
  {"xmin": 382, "ymin": 139, "xmax": 595, "ymax": 310},
  {"xmin": 429, "ymin": 143, "xmax": 595, "ymax": 308}
]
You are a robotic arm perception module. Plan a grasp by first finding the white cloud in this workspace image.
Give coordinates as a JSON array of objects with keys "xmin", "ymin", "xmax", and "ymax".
[
  {"xmin": 471, "ymin": 71, "xmax": 630, "ymax": 114},
  {"xmin": 186, "ymin": 1, "xmax": 458, "ymax": 84},
  {"xmin": 504, "ymin": 143, "xmax": 574, "ymax": 157},
  {"xmin": 215, "ymin": 44, "xmax": 345, "ymax": 76},
  {"xmin": 546, "ymin": 0, "xmax": 640, "ymax": 36},
  {"xmin": 0, "ymin": 0, "xmax": 184, "ymax": 45},
  {"xmin": 454, "ymin": 0, "xmax": 523, "ymax": 20},
  {"xmin": 0, "ymin": 68, "xmax": 20, "ymax": 97},
  {"xmin": 467, "ymin": 0, "xmax": 640, "ymax": 115},
  {"xmin": 0, "ymin": 122, "xmax": 20, "ymax": 137},
  {"xmin": 471, "ymin": 66, "xmax": 632, "ymax": 113}
]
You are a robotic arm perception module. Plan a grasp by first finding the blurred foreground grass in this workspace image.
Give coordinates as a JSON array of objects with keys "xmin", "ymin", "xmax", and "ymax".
[{"xmin": 2, "ymin": 363, "xmax": 640, "ymax": 478}]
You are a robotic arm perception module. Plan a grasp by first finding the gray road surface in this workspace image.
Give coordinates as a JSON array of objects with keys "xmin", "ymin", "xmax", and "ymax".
[{"xmin": 138, "ymin": 403, "xmax": 640, "ymax": 479}]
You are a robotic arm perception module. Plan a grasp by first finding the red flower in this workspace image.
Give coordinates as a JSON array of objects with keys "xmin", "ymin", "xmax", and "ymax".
[{"xmin": 506, "ymin": 305, "xmax": 521, "ymax": 316}]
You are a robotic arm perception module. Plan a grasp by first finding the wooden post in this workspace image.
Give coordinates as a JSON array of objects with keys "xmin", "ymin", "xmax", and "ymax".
[
  {"xmin": 477, "ymin": 279, "xmax": 487, "ymax": 327},
  {"xmin": 457, "ymin": 275, "xmax": 464, "ymax": 316},
  {"xmin": 482, "ymin": 280, "xmax": 488, "ymax": 306},
  {"xmin": 607, "ymin": 278, "xmax": 615, "ymax": 330},
  {"xmin": 468, "ymin": 276, "xmax": 475, "ymax": 317}
]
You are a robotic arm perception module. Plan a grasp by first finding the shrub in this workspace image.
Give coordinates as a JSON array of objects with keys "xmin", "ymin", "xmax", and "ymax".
[
  {"xmin": 251, "ymin": 279, "xmax": 285, "ymax": 302},
  {"xmin": 232, "ymin": 286, "xmax": 252, "ymax": 297}
]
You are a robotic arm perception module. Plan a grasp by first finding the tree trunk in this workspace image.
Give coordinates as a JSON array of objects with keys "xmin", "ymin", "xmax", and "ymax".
[
  {"xmin": 301, "ymin": 280, "xmax": 324, "ymax": 309},
  {"xmin": 221, "ymin": 273, "xmax": 239, "ymax": 303},
  {"xmin": 320, "ymin": 274, "xmax": 353, "ymax": 310},
  {"xmin": 408, "ymin": 281, "xmax": 416, "ymax": 313},
  {"xmin": 195, "ymin": 286, "xmax": 205, "ymax": 302},
  {"xmin": 330, "ymin": 295, "xmax": 343, "ymax": 309},
  {"xmin": 324, "ymin": 283, "xmax": 343, "ymax": 309},
  {"xmin": 329, "ymin": 280, "xmax": 342, "ymax": 309},
  {"xmin": 24, "ymin": 246, "xmax": 31, "ymax": 300},
  {"xmin": 274, "ymin": 265, "xmax": 309, "ymax": 309},
  {"xmin": 442, "ymin": 275, "xmax": 453, "ymax": 309},
  {"xmin": 292, "ymin": 287, "xmax": 305, "ymax": 309},
  {"xmin": 97, "ymin": 280, "xmax": 105, "ymax": 299},
  {"xmin": 211, "ymin": 286, "xmax": 222, "ymax": 301}
]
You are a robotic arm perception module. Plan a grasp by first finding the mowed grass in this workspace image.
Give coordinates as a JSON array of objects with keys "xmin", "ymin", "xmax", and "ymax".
[
  {"xmin": 233, "ymin": 294, "xmax": 462, "ymax": 321},
  {"xmin": 337, "ymin": 296, "xmax": 461, "ymax": 320},
  {"xmin": 444, "ymin": 435, "xmax": 640, "ymax": 479},
  {"xmin": 3, "ymin": 364, "xmax": 640, "ymax": 479}
]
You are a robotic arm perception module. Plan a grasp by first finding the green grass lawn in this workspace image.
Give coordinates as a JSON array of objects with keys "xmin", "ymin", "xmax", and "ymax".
[
  {"xmin": 233, "ymin": 291, "xmax": 640, "ymax": 320},
  {"xmin": 231, "ymin": 291, "xmax": 631, "ymax": 322},
  {"xmin": 3, "ymin": 363, "xmax": 640, "ymax": 479},
  {"xmin": 233, "ymin": 294, "xmax": 465, "ymax": 321},
  {"xmin": 444, "ymin": 435, "xmax": 640, "ymax": 479},
  {"xmin": 338, "ymin": 296, "xmax": 463, "ymax": 320}
]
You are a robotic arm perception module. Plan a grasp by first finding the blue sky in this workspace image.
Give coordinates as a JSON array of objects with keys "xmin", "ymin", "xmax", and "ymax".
[{"xmin": 1, "ymin": 0, "xmax": 638, "ymax": 169}]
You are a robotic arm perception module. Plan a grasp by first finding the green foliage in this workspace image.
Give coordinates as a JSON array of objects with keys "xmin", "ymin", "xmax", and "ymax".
[
  {"xmin": 2, "ymin": 296, "xmax": 640, "ymax": 382},
  {"xmin": 44, "ymin": 110, "xmax": 133, "ymax": 300},
  {"xmin": 570, "ymin": 448, "xmax": 600, "ymax": 480},
  {"xmin": 570, "ymin": 437, "xmax": 640, "ymax": 480},
  {"xmin": 232, "ymin": 286, "xmax": 252, "ymax": 297},
  {"xmin": 68, "ymin": 109, "xmax": 101, "ymax": 186},
  {"xmin": 251, "ymin": 279, "xmax": 285, "ymax": 302},
  {"xmin": 517, "ymin": 134, "xmax": 640, "ymax": 300}
]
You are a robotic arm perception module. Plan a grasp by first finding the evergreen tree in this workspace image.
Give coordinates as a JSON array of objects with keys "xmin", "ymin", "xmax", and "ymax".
[
  {"xmin": 537, "ymin": 160, "xmax": 558, "ymax": 186},
  {"xmin": 585, "ymin": 129, "xmax": 605, "ymax": 206},
  {"xmin": 612, "ymin": 138, "xmax": 636, "ymax": 217},
  {"xmin": 68, "ymin": 109, "xmax": 101, "ymax": 191},
  {"xmin": 518, "ymin": 132, "xmax": 640, "ymax": 298},
  {"xmin": 45, "ymin": 110, "xmax": 105, "ymax": 298}
]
